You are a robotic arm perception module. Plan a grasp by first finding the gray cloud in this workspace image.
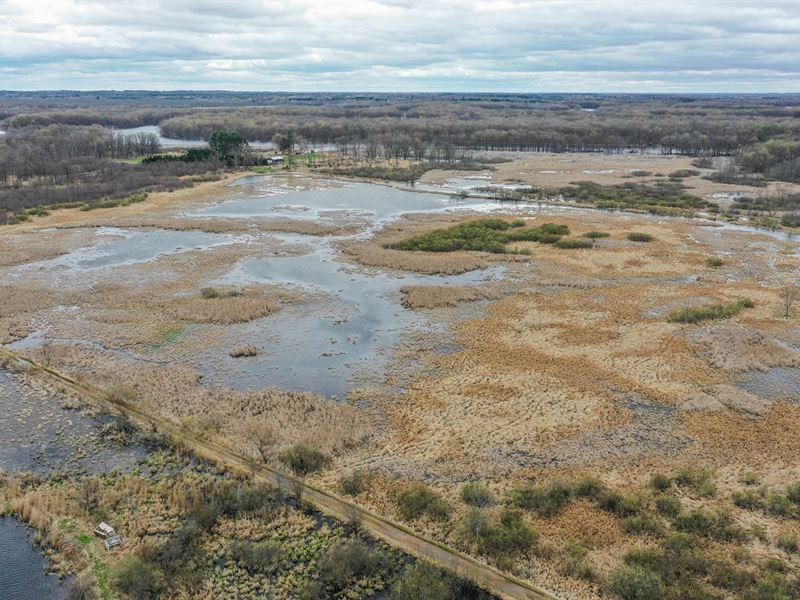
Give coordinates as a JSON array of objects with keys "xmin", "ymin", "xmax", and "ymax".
[{"xmin": 0, "ymin": 0, "xmax": 798, "ymax": 91}]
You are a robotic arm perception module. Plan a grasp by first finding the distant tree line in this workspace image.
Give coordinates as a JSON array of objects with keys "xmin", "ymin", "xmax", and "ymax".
[
  {"xmin": 4, "ymin": 94, "xmax": 798, "ymax": 158},
  {"xmin": 0, "ymin": 125, "xmax": 224, "ymax": 222}
]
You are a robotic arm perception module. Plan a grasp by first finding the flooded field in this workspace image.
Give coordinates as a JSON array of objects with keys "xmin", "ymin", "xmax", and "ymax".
[{"xmin": 1, "ymin": 167, "xmax": 799, "ymax": 599}]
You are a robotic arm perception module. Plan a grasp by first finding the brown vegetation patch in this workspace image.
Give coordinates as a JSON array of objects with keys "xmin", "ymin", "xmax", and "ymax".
[
  {"xmin": 400, "ymin": 284, "xmax": 505, "ymax": 308},
  {"xmin": 538, "ymin": 499, "xmax": 625, "ymax": 546},
  {"xmin": 685, "ymin": 403, "xmax": 800, "ymax": 465},
  {"xmin": 340, "ymin": 239, "xmax": 489, "ymax": 274},
  {"xmin": 698, "ymin": 324, "xmax": 800, "ymax": 371},
  {"xmin": 164, "ymin": 293, "xmax": 280, "ymax": 325}
]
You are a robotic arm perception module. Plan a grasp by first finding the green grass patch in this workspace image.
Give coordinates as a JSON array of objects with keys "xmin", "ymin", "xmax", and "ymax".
[
  {"xmin": 706, "ymin": 257, "xmax": 725, "ymax": 267},
  {"xmin": 558, "ymin": 180, "xmax": 716, "ymax": 215},
  {"xmin": 583, "ymin": 230, "xmax": 610, "ymax": 239},
  {"xmin": 668, "ymin": 298, "xmax": 754, "ymax": 324},
  {"xmin": 554, "ymin": 238, "xmax": 593, "ymax": 249},
  {"xmin": 386, "ymin": 219, "xmax": 570, "ymax": 254},
  {"xmin": 396, "ymin": 484, "xmax": 451, "ymax": 521},
  {"xmin": 627, "ymin": 232, "xmax": 654, "ymax": 242},
  {"xmin": 80, "ymin": 192, "xmax": 148, "ymax": 211}
]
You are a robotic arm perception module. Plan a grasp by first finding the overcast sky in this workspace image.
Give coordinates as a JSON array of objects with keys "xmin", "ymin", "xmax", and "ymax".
[{"xmin": 1, "ymin": 0, "xmax": 798, "ymax": 92}]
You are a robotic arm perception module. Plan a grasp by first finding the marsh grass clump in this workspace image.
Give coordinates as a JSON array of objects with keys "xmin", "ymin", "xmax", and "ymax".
[
  {"xmin": 573, "ymin": 475, "xmax": 607, "ymax": 499},
  {"xmin": 338, "ymin": 470, "xmax": 371, "ymax": 497},
  {"xmin": 386, "ymin": 219, "xmax": 570, "ymax": 254},
  {"xmin": 278, "ymin": 444, "xmax": 329, "ymax": 476},
  {"xmin": 674, "ymin": 509, "xmax": 748, "ymax": 542},
  {"xmin": 673, "ymin": 466, "xmax": 717, "ymax": 497},
  {"xmin": 607, "ymin": 565, "xmax": 666, "ymax": 600},
  {"xmin": 229, "ymin": 346, "xmax": 258, "ymax": 358},
  {"xmin": 558, "ymin": 180, "xmax": 714, "ymax": 215},
  {"xmin": 649, "ymin": 473, "xmax": 672, "ymax": 492},
  {"xmin": 200, "ymin": 287, "xmax": 241, "ymax": 299},
  {"xmin": 669, "ymin": 169, "xmax": 701, "ymax": 179},
  {"xmin": 600, "ymin": 491, "xmax": 645, "ymax": 518},
  {"xmin": 627, "ymin": 232, "xmax": 655, "ymax": 243},
  {"xmin": 583, "ymin": 230, "xmax": 610, "ymax": 239},
  {"xmin": 509, "ymin": 479, "xmax": 573, "ymax": 517},
  {"xmin": 228, "ymin": 540, "xmax": 283, "ymax": 575},
  {"xmin": 553, "ymin": 238, "xmax": 593, "ymax": 249},
  {"xmin": 106, "ymin": 383, "xmax": 137, "ymax": 406},
  {"xmin": 460, "ymin": 482, "xmax": 494, "ymax": 507},
  {"xmin": 622, "ymin": 514, "xmax": 666, "ymax": 537},
  {"xmin": 457, "ymin": 508, "xmax": 538, "ymax": 557},
  {"xmin": 654, "ymin": 494, "xmax": 682, "ymax": 518},
  {"xmin": 777, "ymin": 533, "xmax": 799, "ymax": 554},
  {"xmin": 396, "ymin": 484, "xmax": 451, "ymax": 521},
  {"xmin": 668, "ymin": 299, "xmax": 754, "ymax": 324},
  {"xmin": 79, "ymin": 192, "xmax": 148, "ymax": 211},
  {"xmin": 316, "ymin": 539, "xmax": 387, "ymax": 594},
  {"xmin": 732, "ymin": 489, "xmax": 767, "ymax": 511},
  {"xmin": 707, "ymin": 257, "xmax": 725, "ymax": 268}
]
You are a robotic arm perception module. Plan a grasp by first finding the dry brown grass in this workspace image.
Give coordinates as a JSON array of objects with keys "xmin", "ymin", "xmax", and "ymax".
[
  {"xmin": 0, "ymin": 285, "xmax": 59, "ymax": 318},
  {"xmin": 400, "ymin": 284, "xmax": 506, "ymax": 308},
  {"xmin": 699, "ymin": 324, "xmax": 800, "ymax": 371},
  {"xmin": 339, "ymin": 239, "xmax": 490, "ymax": 274},
  {"xmin": 164, "ymin": 293, "xmax": 279, "ymax": 325}
]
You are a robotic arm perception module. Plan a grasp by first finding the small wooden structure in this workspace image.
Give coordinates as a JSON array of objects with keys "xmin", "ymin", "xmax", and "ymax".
[
  {"xmin": 266, "ymin": 155, "xmax": 284, "ymax": 165},
  {"xmin": 93, "ymin": 522, "xmax": 116, "ymax": 539},
  {"xmin": 104, "ymin": 535, "xmax": 123, "ymax": 550}
]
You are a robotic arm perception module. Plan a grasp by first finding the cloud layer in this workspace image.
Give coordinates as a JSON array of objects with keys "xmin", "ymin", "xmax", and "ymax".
[{"xmin": 1, "ymin": 0, "xmax": 798, "ymax": 91}]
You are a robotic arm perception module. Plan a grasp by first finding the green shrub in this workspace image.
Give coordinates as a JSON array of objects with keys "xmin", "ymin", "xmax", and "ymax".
[
  {"xmin": 111, "ymin": 555, "xmax": 164, "ymax": 600},
  {"xmin": 669, "ymin": 169, "xmax": 700, "ymax": 178},
  {"xmin": 673, "ymin": 466, "xmax": 717, "ymax": 497},
  {"xmin": 732, "ymin": 489, "xmax": 766, "ymax": 511},
  {"xmin": 747, "ymin": 572, "xmax": 793, "ymax": 600},
  {"xmin": 777, "ymin": 532, "xmax": 799, "ymax": 554},
  {"xmin": 649, "ymin": 473, "xmax": 672, "ymax": 492},
  {"xmin": 461, "ymin": 482, "xmax": 494, "ymax": 507},
  {"xmin": 554, "ymin": 238, "xmax": 593, "ymax": 249},
  {"xmin": 598, "ymin": 491, "xmax": 644, "ymax": 517},
  {"xmin": 200, "ymin": 287, "xmax": 220, "ymax": 299},
  {"xmin": 583, "ymin": 230, "xmax": 610, "ymax": 239},
  {"xmin": 476, "ymin": 509, "xmax": 538, "ymax": 556},
  {"xmin": 654, "ymin": 494, "xmax": 682, "ymax": 518},
  {"xmin": 559, "ymin": 540, "xmax": 595, "ymax": 580},
  {"xmin": 623, "ymin": 514, "xmax": 666, "ymax": 537},
  {"xmin": 709, "ymin": 559, "xmax": 755, "ymax": 592},
  {"xmin": 668, "ymin": 299, "xmax": 754, "ymax": 324},
  {"xmin": 608, "ymin": 565, "xmax": 666, "ymax": 600},
  {"xmin": 278, "ymin": 444, "xmax": 329, "ymax": 476},
  {"xmin": 229, "ymin": 540, "xmax": 283, "ymax": 574},
  {"xmin": 338, "ymin": 470, "xmax": 370, "ymax": 497},
  {"xmin": 627, "ymin": 232, "xmax": 655, "ymax": 242},
  {"xmin": 785, "ymin": 482, "xmax": 800, "ymax": 504},
  {"xmin": 389, "ymin": 563, "xmax": 450, "ymax": 600},
  {"xmin": 574, "ymin": 475, "xmax": 607, "ymax": 499},
  {"xmin": 317, "ymin": 539, "xmax": 385, "ymax": 593},
  {"xmin": 674, "ymin": 509, "xmax": 748, "ymax": 542},
  {"xmin": 397, "ymin": 484, "xmax": 451, "ymax": 521},
  {"xmin": 509, "ymin": 479, "xmax": 573, "ymax": 517},
  {"xmin": 765, "ymin": 492, "xmax": 794, "ymax": 518},
  {"xmin": 706, "ymin": 257, "xmax": 725, "ymax": 268}
]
